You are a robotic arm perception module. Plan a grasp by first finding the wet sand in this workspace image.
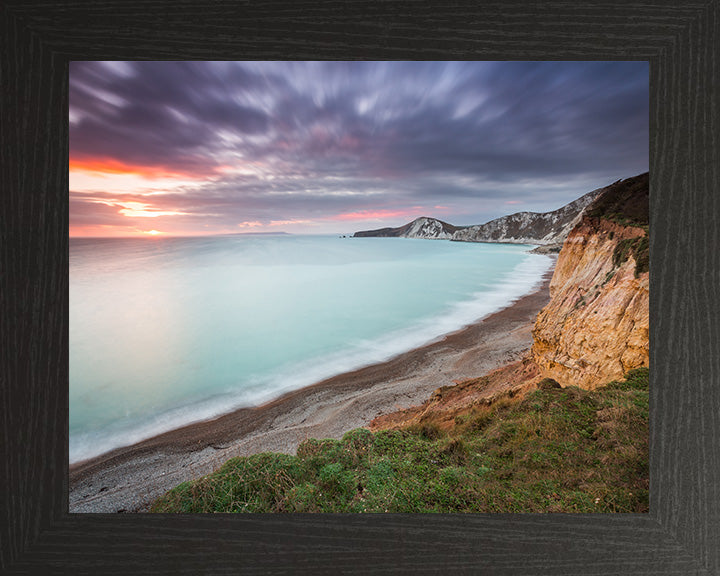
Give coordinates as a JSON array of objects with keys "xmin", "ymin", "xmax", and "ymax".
[{"xmin": 69, "ymin": 263, "xmax": 554, "ymax": 513}]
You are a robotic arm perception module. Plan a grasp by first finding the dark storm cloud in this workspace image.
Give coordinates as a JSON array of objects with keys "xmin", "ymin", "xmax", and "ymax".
[
  {"xmin": 70, "ymin": 61, "xmax": 270, "ymax": 174},
  {"xmin": 70, "ymin": 61, "xmax": 648, "ymax": 231},
  {"xmin": 372, "ymin": 62, "xmax": 648, "ymax": 182}
]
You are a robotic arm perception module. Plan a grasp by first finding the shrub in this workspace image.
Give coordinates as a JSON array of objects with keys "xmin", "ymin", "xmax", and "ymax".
[{"xmin": 537, "ymin": 377, "xmax": 562, "ymax": 390}]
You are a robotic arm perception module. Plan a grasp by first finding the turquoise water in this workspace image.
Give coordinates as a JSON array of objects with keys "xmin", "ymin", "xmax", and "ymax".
[{"xmin": 69, "ymin": 235, "xmax": 551, "ymax": 463}]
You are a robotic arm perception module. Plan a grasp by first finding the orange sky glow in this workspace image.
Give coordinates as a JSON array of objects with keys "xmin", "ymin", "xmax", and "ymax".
[{"xmin": 70, "ymin": 157, "xmax": 220, "ymax": 180}]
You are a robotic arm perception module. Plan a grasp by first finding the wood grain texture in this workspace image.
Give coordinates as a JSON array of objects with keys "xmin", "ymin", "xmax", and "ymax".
[{"xmin": 1, "ymin": 0, "xmax": 718, "ymax": 574}]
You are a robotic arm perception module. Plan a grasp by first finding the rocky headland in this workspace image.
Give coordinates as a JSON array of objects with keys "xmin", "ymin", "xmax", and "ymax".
[{"xmin": 354, "ymin": 184, "xmax": 605, "ymax": 246}]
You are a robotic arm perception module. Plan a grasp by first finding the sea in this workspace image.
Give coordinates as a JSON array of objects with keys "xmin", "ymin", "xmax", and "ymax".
[{"xmin": 69, "ymin": 234, "xmax": 552, "ymax": 463}]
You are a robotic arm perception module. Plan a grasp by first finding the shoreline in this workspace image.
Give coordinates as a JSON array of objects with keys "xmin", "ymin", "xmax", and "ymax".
[{"xmin": 70, "ymin": 262, "xmax": 555, "ymax": 513}]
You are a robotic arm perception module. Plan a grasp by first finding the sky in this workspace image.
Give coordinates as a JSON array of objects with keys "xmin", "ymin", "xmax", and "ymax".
[{"xmin": 69, "ymin": 61, "xmax": 649, "ymax": 237}]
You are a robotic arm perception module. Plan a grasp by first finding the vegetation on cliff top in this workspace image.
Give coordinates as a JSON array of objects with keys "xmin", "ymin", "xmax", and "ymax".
[
  {"xmin": 151, "ymin": 368, "xmax": 648, "ymax": 514},
  {"xmin": 585, "ymin": 172, "xmax": 649, "ymax": 228},
  {"xmin": 585, "ymin": 171, "xmax": 649, "ymax": 277}
]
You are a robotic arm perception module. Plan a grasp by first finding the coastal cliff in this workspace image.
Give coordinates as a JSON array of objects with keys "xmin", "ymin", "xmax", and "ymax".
[
  {"xmin": 531, "ymin": 173, "xmax": 649, "ymax": 389},
  {"xmin": 353, "ymin": 187, "xmax": 603, "ymax": 245},
  {"xmin": 352, "ymin": 216, "xmax": 461, "ymax": 239},
  {"xmin": 452, "ymin": 187, "xmax": 602, "ymax": 246}
]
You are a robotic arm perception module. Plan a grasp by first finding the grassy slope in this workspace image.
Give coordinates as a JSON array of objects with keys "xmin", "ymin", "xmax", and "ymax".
[{"xmin": 151, "ymin": 368, "xmax": 648, "ymax": 513}]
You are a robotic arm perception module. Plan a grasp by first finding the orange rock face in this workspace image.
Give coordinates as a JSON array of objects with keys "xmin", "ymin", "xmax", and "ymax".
[{"xmin": 531, "ymin": 217, "xmax": 649, "ymax": 389}]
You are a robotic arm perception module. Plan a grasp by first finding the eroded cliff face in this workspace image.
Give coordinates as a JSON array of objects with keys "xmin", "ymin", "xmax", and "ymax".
[
  {"xmin": 452, "ymin": 187, "xmax": 602, "ymax": 245},
  {"xmin": 531, "ymin": 217, "xmax": 649, "ymax": 389},
  {"xmin": 353, "ymin": 187, "xmax": 603, "ymax": 244}
]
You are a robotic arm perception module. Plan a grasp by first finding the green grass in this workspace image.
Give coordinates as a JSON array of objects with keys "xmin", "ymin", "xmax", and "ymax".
[{"xmin": 150, "ymin": 368, "xmax": 649, "ymax": 514}]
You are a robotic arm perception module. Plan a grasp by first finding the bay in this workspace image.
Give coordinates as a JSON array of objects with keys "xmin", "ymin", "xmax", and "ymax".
[{"xmin": 69, "ymin": 235, "xmax": 551, "ymax": 463}]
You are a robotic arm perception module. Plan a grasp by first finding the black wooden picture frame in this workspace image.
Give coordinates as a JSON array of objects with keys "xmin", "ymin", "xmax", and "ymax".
[{"xmin": 2, "ymin": 1, "xmax": 718, "ymax": 574}]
